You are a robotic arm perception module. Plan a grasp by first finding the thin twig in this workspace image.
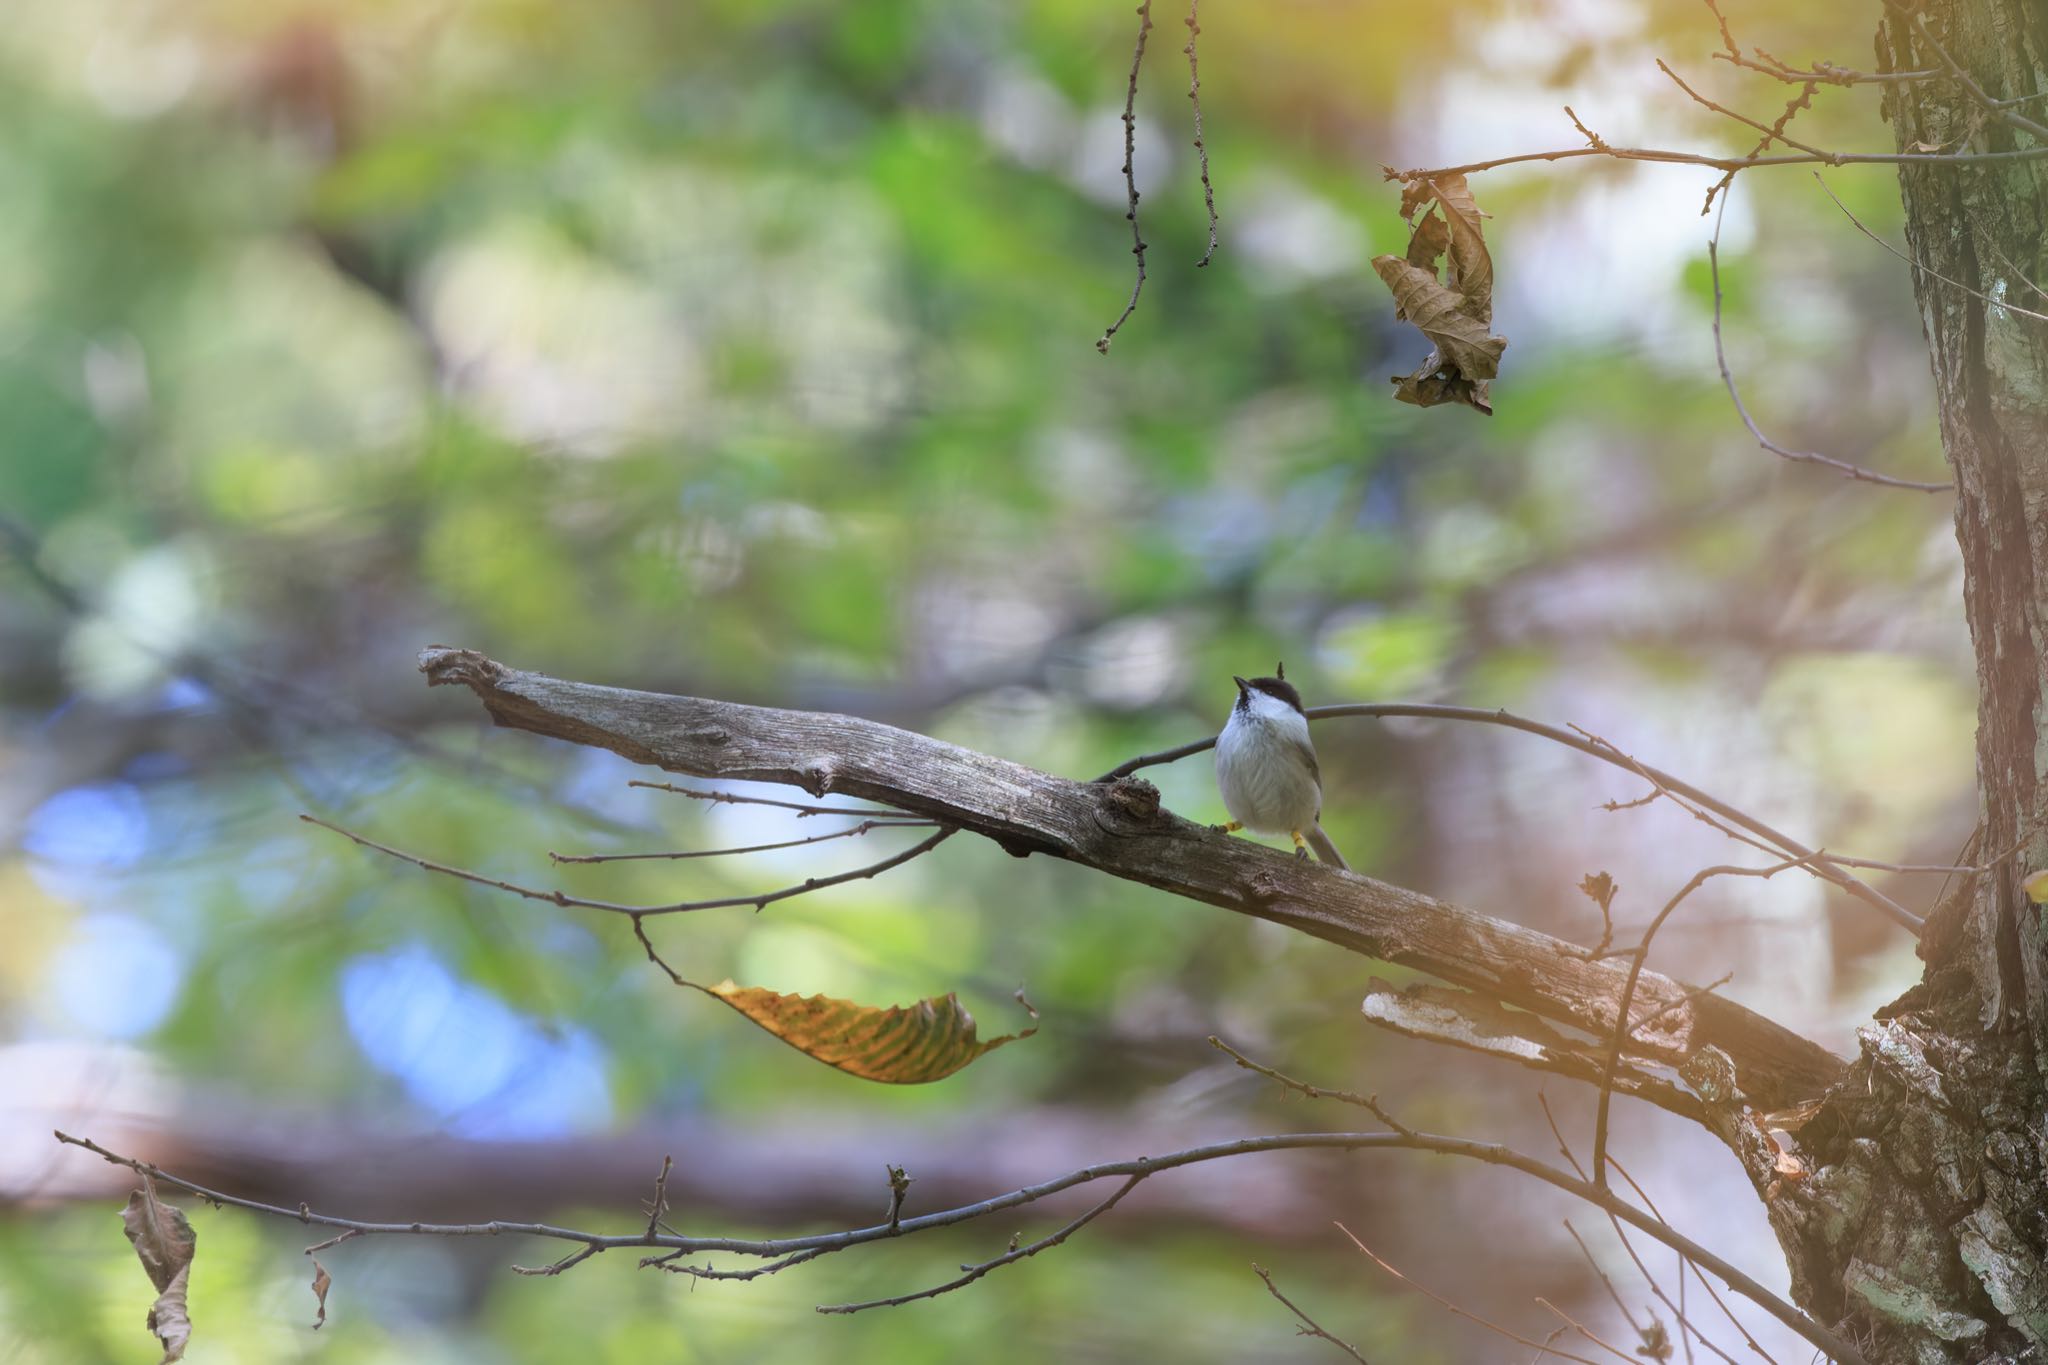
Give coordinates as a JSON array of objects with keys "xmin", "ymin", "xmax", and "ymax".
[
  {"xmin": 1387, "ymin": 139, "xmax": 2048, "ymax": 185},
  {"xmin": 1706, "ymin": 187, "xmax": 1953, "ymax": 494},
  {"xmin": 51, "ymin": 1127, "xmax": 1866, "ymax": 1361},
  {"xmin": 644, "ymin": 1156, "xmax": 673, "ymax": 1240},
  {"xmin": 1340, "ymin": 1226, "xmax": 1607, "ymax": 1365},
  {"xmin": 1208, "ymin": 1036, "xmax": 1402, "ymax": 1127},
  {"xmin": 1184, "ymin": 0, "xmax": 1218, "ymax": 267},
  {"xmin": 1097, "ymin": 1, "xmax": 1155, "ymax": 353},
  {"xmin": 1658, "ymin": 61, "xmax": 1833, "ymax": 160},
  {"xmin": 1991, "ymin": 243, "xmax": 2048, "ymax": 303},
  {"xmin": 550, "ymin": 818, "xmax": 936, "ymax": 865},
  {"xmin": 1886, "ymin": 1, "xmax": 2048, "ymax": 143},
  {"xmin": 815, "ymin": 1175, "xmax": 1145, "ymax": 1313},
  {"xmin": 1535, "ymin": 1295, "xmax": 1643, "ymax": 1364},
  {"xmin": 1608, "ymin": 1158, "xmax": 1780, "ymax": 1365},
  {"xmin": 1813, "ymin": 173, "xmax": 2048, "ymax": 324},
  {"xmin": 301, "ymin": 813, "xmax": 954, "ymax": 919},
  {"xmin": 1096, "ymin": 701, "xmax": 1924, "ymax": 936},
  {"xmin": 1564, "ymin": 1220, "xmax": 1645, "ymax": 1337},
  {"xmin": 1254, "ymin": 1263, "xmax": 1371, "ymax": 1363},
  {"xmin": 1542, "ymin": 1098, "xmax": 1730, "ymax": 1365},
  {"xmin": 628, "ymin": 781, "xmax": 915, "ymax": 819},
  {"xmin": 1591, "ymin": 856, "xmax": 1809, "ymax": 1188}
]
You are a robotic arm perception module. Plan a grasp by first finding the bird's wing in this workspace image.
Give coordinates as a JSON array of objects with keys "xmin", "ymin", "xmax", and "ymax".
[{"xmin": 1288, "ymin": 734, "xmax": 1321, "ymax": 790}]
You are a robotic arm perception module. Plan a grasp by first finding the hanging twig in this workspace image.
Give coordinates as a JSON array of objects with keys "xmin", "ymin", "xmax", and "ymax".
[
  {"xmin": 1707, "ymin": 187, "xmax": 1953, "ymax": 494},
  {"xmin": 1097, "ymin": 2, "xmax": 1155, "ymax": 353},
  {"xmin": 1184, "ymin": 0, "xmax": 1218, "ymax": 267}
]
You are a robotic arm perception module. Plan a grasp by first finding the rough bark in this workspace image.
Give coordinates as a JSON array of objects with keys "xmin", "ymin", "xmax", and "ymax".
[{"xmin": 1765, "ymin": 4, "xmax": 2048, "ymax": 1359}]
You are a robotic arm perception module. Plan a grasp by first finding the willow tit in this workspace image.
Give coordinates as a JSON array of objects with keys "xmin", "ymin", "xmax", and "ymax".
[{"xmin": 1214, "ymin": 663, "xmax": 1348, "ymax": 868}]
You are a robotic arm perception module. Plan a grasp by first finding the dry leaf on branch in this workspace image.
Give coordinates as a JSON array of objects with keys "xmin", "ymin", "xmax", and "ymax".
[
  {"xmin": 1374, "ymin": 172, "xmax": 1508, "ymax": 414},
  {"xmin": 1577, "ymin": 871, "xmax": 1618, "ymax": 915},
  {"xmin": 120, "ymin": 1174, "xmax": 195, "ymax": 1363},
  {"xmin": 702, "ymin": 981, "xmax": 1039, "ymax": 1084},
  {"xmin": 310, "ymin": 1256, "xmax": 332, "ymax": 1329}
]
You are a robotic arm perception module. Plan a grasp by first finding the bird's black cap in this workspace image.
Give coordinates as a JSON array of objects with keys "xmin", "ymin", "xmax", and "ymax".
[{"xmin": 1233, "ymin": 664, "xmax": 1304, "ymax": 714}]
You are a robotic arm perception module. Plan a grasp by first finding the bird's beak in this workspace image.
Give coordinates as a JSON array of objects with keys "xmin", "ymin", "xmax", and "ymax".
[{"xmin": 1232, "ymin": 676, "xmax": 1250, "ymax": 694}]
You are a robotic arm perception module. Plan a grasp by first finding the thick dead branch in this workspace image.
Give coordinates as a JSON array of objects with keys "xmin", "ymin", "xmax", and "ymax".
[
  {"xmin": 415, "ymin": 646, "xmax": 1843, "ymax": 1112},
  {"xmin": 1358, "ymin": 980, "xmax": 1708, "ymax": 1126}
]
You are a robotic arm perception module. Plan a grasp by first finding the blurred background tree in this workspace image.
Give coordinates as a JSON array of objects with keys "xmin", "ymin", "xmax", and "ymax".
[{"xmin": 0, "ymin": 0, "xmax": 1975, "ymax": 1360}]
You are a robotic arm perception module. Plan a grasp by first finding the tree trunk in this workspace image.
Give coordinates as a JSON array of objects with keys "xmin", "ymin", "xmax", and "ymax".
[{"xmin": 1772, "ymin": 3, "xmax": 2048, "ymax": 1358}]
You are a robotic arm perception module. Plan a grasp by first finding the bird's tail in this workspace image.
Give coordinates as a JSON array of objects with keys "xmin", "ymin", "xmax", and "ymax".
[{"xmin": 1306, "ymin": 824, "xmax": 1348, "ymax": 871}]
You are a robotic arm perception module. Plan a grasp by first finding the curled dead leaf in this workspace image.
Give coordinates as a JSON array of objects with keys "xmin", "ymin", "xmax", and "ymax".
[
  {"xmin": 1577, "ymin": 871, "xmax": 1618, "ymax": 915},
  {"xmin": 120, "ymin": 1174, "xmax": 195, "ymax": 1363},
  {"xmin": 703, "ymin": 981, "xmax": 1038, "ymax": 1084},
  {"xmin": 310, "ymin": 1256, "xmax": 332, "ymax": 1329},
  {"xmin": 2022, "ymin": 869, "xmax": 2048, "ymax": 904},
  {"xmin": 1377, "ymin": 173, "xmax": 1507, "ymax": 414}
]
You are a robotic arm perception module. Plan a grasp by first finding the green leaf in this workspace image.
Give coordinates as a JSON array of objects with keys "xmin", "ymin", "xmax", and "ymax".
[{"xmin": 703, "ymin": 980, "xmax": 1038, "ymax": 1083}]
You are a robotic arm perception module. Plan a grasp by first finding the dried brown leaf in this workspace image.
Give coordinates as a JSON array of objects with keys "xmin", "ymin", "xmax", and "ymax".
[
  {"xmin": 1374, "ymin": 253, "xmax": 1507, "ymax": 414},
  {"xmin": 1372, "ymin": 258, "xmax": 1506, "ymax": 379},
  {"xmin": 1426, "ymin": 175, "xmax": 1494, "ymax": 320},
  {"xmin": 1577, "ymin": 872, "xmax": 1617, "ymax": 915},
  {"xmin": 1382, "ymin": 174, "xmax": 1505, "ymax": 412},
  {"xmin": 310, "ymin": 1256, "xmax": 332, "ymax": 1329},
  {"xmin": 1388, "ymin": 353, "xmax": 1494, "ymax": 415},
  {"xmin": 705, "ymin": 982, "xmax": 1038, "ymax": 1084},
  {"xmin": 121, "ymin": 1174, "xmax": 195, "ymax": 1362}
]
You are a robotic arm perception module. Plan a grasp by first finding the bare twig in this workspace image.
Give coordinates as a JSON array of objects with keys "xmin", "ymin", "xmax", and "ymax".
[
  {"xmin": 1566, "ymin": 106, "xmax": 1612, "ymax": 151},
  {"xmin": 1340, "ymin": 1225, "xmax": 1607, "ymax": 1365},
  {"xmin": 1991, "ymin": 243, "xmax": 2048, "ymax": 303},
  {"xmin": 1654, "ymin": 59, "xmax": 1822, "ymax": 215},
  {"xmin": 1657, "ymin": 60, "xmax": 1830, "ymax": 158},
  {"xmin": 629, "ymin": 781, "xmax": 915, "ymax": 819},
  {"xmin": 1386, "ymin": 138, "xmax": 2048, "ymax": 186},
  {"xmin": 644, "ymin": 1156, "xmax": 673, "ymax": 1240},
  {"xmin": 1535, "ymin": 1295, "xmax": 1643, "ymax": 1364},
  {"xmin": 816, "ymin": 1175, "xmax": 1144, "ymax": 1313},
  {"xmin": 1702, "ymin": 0, "xmax": 1928, "ymax": 88},
  {"xmin": 1540, "ymin": 1098, "xmax": 1731, "ymax": 1365},
  {"xmin": 1591, "ymin": 856, "xmax": 1809, "ymax": 1188},
  {"xmin": 1608, "ymin": 1158, "xmax": 1780, "ymax": 1365},
  {"xmin": 1813, "ymin": 174, "xmax": 2048, "ymax": 324},
  {"xmin": 1886, "ymin": 1, "xmax": 2048, "ymax": 142},
  {"xmin": 301, "ymin": 813, "xmax": 955, "ymax": 919},
  {"xmin": 1254, "ymin": 1263, "xmax": 1372, "ymax": 1363},
  {"xmin": 1706, "ymin": 188, "xmax": 1953, "ymax": 494},
  {"xmin": 1184, "ymin": 0, "xmax": 1217, "ymax": 267},
  {"xmin": 1097, "ymin": 1, "xmax": 1155, "ymax": 353},
  {"xmin": 550, "ymin": 818, "xmax": 936, "ymax": 865},
  {"xmin": 52, "ymin": 1126, "xmax": 1866, "ymax": 1361},
  {"xmin": 1564, "ymin": 1219, "xmax": 1645, "ymax": 1338},
  {"xmin": 1209, "ymin": 1036, "xmax": 1387, "ymax": 1116}
]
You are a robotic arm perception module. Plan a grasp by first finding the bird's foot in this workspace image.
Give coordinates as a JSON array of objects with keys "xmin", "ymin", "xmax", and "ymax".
[
  {"xmin": 1291, "ymin": 830, "xmax": 1309, "ymax": 858},
  {"xmin": 1212, "ymin": 821, "xmax": 1244, "ymax": 835}
]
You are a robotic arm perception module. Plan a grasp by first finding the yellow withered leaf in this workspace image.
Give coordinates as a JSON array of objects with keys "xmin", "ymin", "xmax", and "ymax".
[{"xmin": 704, "ymin": 982, "xmax": 1037, "ymax": 1084}]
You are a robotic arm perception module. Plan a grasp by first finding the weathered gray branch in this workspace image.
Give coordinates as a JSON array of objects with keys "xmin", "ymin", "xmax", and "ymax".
[{"xmin": 416, "ymin": 646, "xmax": 1844, "ymax": 1113}]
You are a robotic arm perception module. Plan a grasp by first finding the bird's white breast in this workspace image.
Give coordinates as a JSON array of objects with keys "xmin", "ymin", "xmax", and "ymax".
[{"xmin": 1215, "ymin": 696, "xmax": 1321, "ymax": 834}]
